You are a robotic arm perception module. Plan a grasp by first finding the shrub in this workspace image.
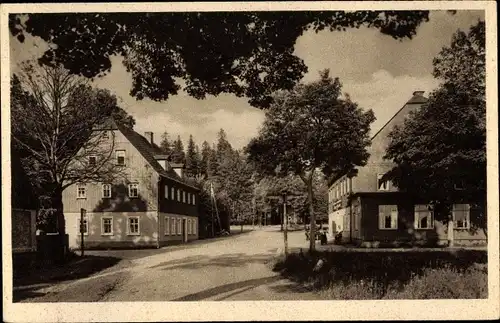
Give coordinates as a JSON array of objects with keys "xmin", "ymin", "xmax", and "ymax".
[
  {"xmin": 384, "ymin": 265, "xmax": 488, "ymax": 299},
  {"xmin": 273, "ymin": 250, "xmax": 488, "ymax": 299}
]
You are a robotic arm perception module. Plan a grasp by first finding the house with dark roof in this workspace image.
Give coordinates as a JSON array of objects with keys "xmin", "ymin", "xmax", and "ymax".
[
  {"xmin": 62, "ymin": 121, "xmax": 200, "ymax": 249},
  {"xmin": 327, "ymin": 91, "xmax": 486, "ymax": 247}
]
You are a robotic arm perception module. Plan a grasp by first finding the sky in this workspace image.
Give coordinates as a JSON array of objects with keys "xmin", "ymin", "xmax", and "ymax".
[{"xmin": 10, "ymin": 10, "xmax": 484, "ymax": 150}]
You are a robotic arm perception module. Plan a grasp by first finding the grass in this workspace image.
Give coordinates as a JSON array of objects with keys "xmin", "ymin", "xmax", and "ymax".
[{"xmin": 272, "ymin": 249, "xmax": 487, "ymax": 299}]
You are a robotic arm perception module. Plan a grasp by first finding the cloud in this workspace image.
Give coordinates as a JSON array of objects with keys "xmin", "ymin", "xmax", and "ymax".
[{"xmin": 134, "ymin": 106, "xmax": 265, "ymax": 150}]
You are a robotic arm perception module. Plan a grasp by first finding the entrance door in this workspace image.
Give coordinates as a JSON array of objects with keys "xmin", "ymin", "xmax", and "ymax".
[{"xmin": 182, "ymin": 219, "xmax": 187, "ymax": 242}]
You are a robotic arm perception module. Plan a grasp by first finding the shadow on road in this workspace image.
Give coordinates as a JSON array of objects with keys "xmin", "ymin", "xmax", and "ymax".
[
  {"xmin": 13, "ymin": 255, "xmax": 122, "ymax": 302},
  {"xmin": 151, "ymin": 252, "xmax": 275, "ymax": 271},
  {"xmin": 172, "ymin": 276, "xmax": 282, "ymax": 301}
]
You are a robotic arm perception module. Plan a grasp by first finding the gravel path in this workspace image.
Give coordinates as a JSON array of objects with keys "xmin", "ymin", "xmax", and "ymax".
[{"xmin": 15, "ymin": 227, "xmax": 322, "ymax": 302}]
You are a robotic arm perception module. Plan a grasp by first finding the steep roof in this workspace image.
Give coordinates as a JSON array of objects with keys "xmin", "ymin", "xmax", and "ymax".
[
  {"xmin": 116, "ymin": 124, "xmax": 199, "ymax": 191},
  {"xmin": 370, "ymin": 91, "xmax": 428, "ymax": 141},
  {"xmin": 328, "ymin": 91, "xmax": 429, "ymax": 187}
]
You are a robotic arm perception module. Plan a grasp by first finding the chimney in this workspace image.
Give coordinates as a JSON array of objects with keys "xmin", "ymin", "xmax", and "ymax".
[
  {"xmin": 144, "ymin": 132, "xmax": 154, "ymax": 145},
  {"xmin": 413, "ymin": 91, "xmax": 425, "ymax": 97}
]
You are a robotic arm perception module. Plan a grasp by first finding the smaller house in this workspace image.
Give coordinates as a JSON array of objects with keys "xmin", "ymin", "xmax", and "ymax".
[
  {"xmin": 327, "ymin": 91, "xmax": 487, "ymax": 247},
  {"xmin": 11, "ymin": 148, "xmax": 38, "ymax": 271}
]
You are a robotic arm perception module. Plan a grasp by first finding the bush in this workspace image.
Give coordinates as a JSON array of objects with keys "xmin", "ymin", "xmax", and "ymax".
[
  {"xmin": 384, "ymin": 265, "xmax": 487, "ymax": 299},
  {"xmin": 272, "ymin": 250, "xmax": 488, "ymax": 299}
]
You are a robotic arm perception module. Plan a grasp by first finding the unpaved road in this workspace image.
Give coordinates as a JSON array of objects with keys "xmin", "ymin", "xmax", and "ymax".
[{"xmin": 15, "ymin": 227, "xmax": 322, "ymax": 302}]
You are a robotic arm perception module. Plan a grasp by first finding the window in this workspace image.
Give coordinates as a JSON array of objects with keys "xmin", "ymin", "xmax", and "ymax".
[
  {"xmin": 171, "ymin": 187, "xmax": 175, "ymax": 200},
  {"xmin": 101, "ymin": 217, "xmax": 113, "ymax": 235},
  {"xmin": 116, "ymin": 150, "xmax": 126, "ymax": 165},
  {"xmin": 128, "ymin": 183, "xmax": 139, "ymax": 198},
  {"xmin": 187, "ymin": 193, "xmax": 191, "ymax": 204},
  {"xmin": 182, "ymin": 191, "xmax": 186, "ymax": 203},
  {"xmin": 192, "ymin": 194, "xmax": 196, "ymax": 205},
  {"xmin": 378, "ymin": 205, "xmax": 398, "ymax": 230},
  {"xmin": 102, "ymin": 131, "xmax": 109, "ymax": 139},
  {"xmin": 193, "ymin": 219, "xmax": 197, "ymax": 234},
  {"xmin": 453, "ymin": 204, "xmax": 471, "ymax": 229},
  {"xmin": 89, "ymin": 155, "xmax": 97, "ymax": 166},
  {"xmin": 414, "ymin": 204, "xmax": 434, "ymax": 229},
  {"xmin": 164, "ymin": 217, "xmax": 170, "ymax": 235},
  {"xmin": 177, "ymin": 189, "xmax": 181, "ymax": 202},
  {"xmin": 77, "ymin": 184, "xmax": 86, "ymax": 199},
  {"xmin": 346, "ymin": 179, "xmax": 351, "ymax": 194},
  {"xmin": 187, "ymin": 219, "xmax": 191, "ymax": 235},
  {"xmin": 377, "ymin": 174, "xmax": 389, "ymax": 191},
  {"xmin": 102, "ymin": 184, "xmax": 111, "ymax": 198},
  {"xmin": 164, "ymin": 185, "xmax": 169, "ymax": 199},
  {"xmin": 127, "ymin": 217, "xmax": 140, "ymax": 235},
  {"xmin": 177, "ymin": 218, "xmax": 182, "ymax": 235},
  {"xmin": 171, "ymin": 217, "xmax": 176, "ymax": 235}
]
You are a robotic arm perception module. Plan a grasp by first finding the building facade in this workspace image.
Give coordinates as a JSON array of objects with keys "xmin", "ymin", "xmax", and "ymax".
[
  {"xmin": 62, "ymin": 122, "xmax": 200, "ymax": 249},
  {"xmin": 327, "ymin": 91, "xmax": 487, "ymax": 247}
]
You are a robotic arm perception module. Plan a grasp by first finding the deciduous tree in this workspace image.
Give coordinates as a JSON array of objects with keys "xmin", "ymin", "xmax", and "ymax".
[
  {"xmin": 384, "ymin": 21, "xmax": 486, "ymax": 244},
  {"xmin": 246, "ymin": 70, "xmax": 375, "ymax": 251},
  {"xmin": 11, "ymin": 62, "xmax": 126, "ymax": 234}
]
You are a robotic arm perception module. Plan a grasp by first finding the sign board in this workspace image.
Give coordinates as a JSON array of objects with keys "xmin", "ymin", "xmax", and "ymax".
[{"xmin": 80, "ymin": 208, "xmax": 87, "ymax": 233}]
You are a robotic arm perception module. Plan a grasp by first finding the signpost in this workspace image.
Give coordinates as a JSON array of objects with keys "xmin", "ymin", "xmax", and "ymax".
[
  {"xmin": 80, "ymin": 208, "xmax": 86, "ymax": 256},
  {"xmin": 283, "ymin": 193, "xmax": 288, "ymax": 256}
]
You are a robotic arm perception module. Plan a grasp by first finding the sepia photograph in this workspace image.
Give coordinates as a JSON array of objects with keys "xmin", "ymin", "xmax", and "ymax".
[{"xmin": 2, "ymin": 1, "xmax": 498, "ymax": 322}]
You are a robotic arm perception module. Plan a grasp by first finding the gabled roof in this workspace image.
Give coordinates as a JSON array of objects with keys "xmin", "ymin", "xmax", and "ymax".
[
  {"xmin": 328, "ymin": 91, "xmax": 429, "ymax": 188},
  {"xmin": 116, "ymin": 124, "xmax": 199, "ymax": 191},
  {"xmin": 369, "ymin": 91, "xmax": 428, "ymax": 141}
]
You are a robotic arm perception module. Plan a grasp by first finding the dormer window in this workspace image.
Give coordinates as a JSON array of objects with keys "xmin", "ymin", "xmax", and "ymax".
[
  {"xmin": 102, "ymin": 131, "xmax": 109, "ymax": 139},
  {"xmin": 116, "ymin": 150, "xmax": 126, "ymax": 166},
  {"xmin": 377, "ymin": 174, "xmax": 389, "ymax": 191}
]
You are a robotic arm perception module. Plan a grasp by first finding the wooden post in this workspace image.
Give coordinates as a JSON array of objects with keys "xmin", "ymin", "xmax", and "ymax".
[
  {"xmin": 283, "ymin": 194, "xmax": 288, "ymax": 256},
  {"xmin": 80, "ymin": 208, "xmax": 86, "ymax": 257}
]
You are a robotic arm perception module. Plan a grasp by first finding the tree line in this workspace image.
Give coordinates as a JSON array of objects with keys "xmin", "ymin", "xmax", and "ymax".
[{"xmin": 157, "ymin": 128, "xmax": 328, "ymax": 237}]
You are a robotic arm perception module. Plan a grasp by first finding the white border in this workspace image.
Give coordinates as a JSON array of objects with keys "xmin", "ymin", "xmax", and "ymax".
[{"xmin": 2, "ymin": 1, "xmax": 498, "ymax": 322}]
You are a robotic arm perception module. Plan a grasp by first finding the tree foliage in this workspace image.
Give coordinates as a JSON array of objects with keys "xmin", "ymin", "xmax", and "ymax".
[
  {"xmin": 246, "ymin": 70, "xmax": 375, "ymax": 251},
  {"xmin": 10, "ymin": 11, "xmax": 429, "ymax": 108},
  {"xmin": 384, "ymin": 20, "xmax": 486, "ymax": 207},
  {"xmin": 185, "ymin": 135, "xmax": 200, "ymax": 177},
  {"xmin": 170, "ymin": 135, "xmax": 186, "ymax": 164}
]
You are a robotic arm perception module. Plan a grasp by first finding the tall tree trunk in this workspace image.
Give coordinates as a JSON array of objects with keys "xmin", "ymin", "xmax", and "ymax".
[
  {"xmin": 280, "ymin": 205, "xmax": 283, "ymax": 231},
  {"xmin": 306, "ymin": 175, "xmax": 316, "ymax": 252}
]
